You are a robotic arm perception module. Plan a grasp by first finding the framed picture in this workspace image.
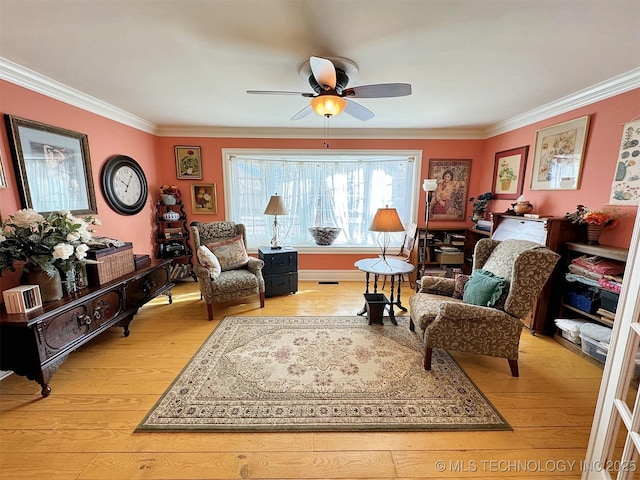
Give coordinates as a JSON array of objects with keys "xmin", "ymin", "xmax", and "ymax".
[
  {"xmin": 609, "ymin": 119, "xmax": 640, "ymax": 205},
  {"xmin": 530, "ymin": 116, "xmax": 590, "ymax": 190},
  {"xmin": 428, "ymin": 159, "xmax": 471, "ymax": 221},
  {"xmin": 4, "ymin": 115, "xmax": 97, "ymax": 215},
  {"xmin": 492, "ymin": 146, "xmax": 529, "ymax": 199},
  {"xmin": 175, "ymin": 146, "xmax": 202, "ymax": 179},
  {"xmin": 191, "ymin": 183, "xmax": 217, "ymax": 214},
  {"xmin": 0, "ymin": 151, "xmax": 7, "ymax": 189}
]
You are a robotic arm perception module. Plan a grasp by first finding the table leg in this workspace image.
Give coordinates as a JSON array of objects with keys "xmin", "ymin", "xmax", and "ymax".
[
  {"xmin": 386, "ymin": 275, "xmax": 398, "ymax": 325},
  {"xmin": 395, "ymin": 274, "xmax": 408, "ymax": 312},
  {"xmin": 357, "ymin": 272, "xmax": 370, "ymax": 316}
]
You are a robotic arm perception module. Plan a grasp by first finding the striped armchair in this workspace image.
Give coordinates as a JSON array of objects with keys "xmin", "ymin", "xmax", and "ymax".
[{"xmin": 409, "ymin": 238, "xmax": 559, "ymax": 376}]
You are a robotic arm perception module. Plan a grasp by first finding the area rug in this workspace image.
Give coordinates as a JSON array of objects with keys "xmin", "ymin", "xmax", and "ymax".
[{"xmin": 136, "ymin": 316, "xmax": 510, "ymax": 432}]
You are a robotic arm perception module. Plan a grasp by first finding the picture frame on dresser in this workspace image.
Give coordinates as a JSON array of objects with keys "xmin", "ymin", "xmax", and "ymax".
[
  {"xmin": 530, "ymin": 115, "xmax": 590, "ymax": 191},
  {"xmin": 4, "ymin": 115, "xmax": 97, "ymax": 215},
  {"xmin": 492, "ymin": 146, "xmax": 528, "ymax": 199}
]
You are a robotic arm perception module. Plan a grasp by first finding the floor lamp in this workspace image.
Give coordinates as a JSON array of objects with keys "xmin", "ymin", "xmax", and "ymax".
[
  {"xmin": 369, "ymin": 206, "xmax": 405, "ymax": 265},
  {"xmin": 423, "ymin": 179, "xmax": 438, "ymax": 247},
  {"xmin": 264, "ymin": 194, "xmax": 289, "ymax": 249}
]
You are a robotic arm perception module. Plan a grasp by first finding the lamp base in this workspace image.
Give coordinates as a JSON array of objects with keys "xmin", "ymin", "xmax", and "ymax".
[{"xmin": 270, "ymin": 244, "xmax": 283, "ymax": 250}]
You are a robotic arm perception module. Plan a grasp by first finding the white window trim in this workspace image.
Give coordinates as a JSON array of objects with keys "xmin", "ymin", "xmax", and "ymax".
[{"xmin": 222, "ymin": 148, "xmax": 424, "ymax": 250}]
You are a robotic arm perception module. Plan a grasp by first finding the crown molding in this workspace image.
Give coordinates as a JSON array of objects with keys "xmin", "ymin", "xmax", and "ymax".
[
  {"xmin": 485, "ymin": 68, "xmax": 640, "ymax": 138},
  {"xmin": 0, "ymin": 57, "xmax": 157, "ymax": 134},
  {"xmin": 153, "ymin": 125, "xmax": 486, "ymax": 139},
  {"xmin": 2, "ymin": 56, "xmax": 638, "ymax": 140}
]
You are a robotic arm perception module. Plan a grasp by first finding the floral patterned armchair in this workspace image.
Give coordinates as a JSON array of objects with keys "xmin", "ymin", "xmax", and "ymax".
[
  {"xmin": 409, "ymin": 238, "xmax": 559, "ymax": 376},
  {"xmin": 190, "ymin": 221, "xmax": 265, "ymax": 320}
]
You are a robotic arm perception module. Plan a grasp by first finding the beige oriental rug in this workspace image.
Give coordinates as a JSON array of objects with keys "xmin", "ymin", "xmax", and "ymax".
[{"xmin": 136, "ymin": 316, "xmax": 510, "ymax": 432}]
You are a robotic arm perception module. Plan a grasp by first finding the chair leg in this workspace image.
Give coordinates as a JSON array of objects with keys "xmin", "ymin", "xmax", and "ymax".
[
  {"xmin": 508, "ymin": 359, "xmax": 519, "ymax": 377},
  {"xmin": 409, "ymin": 317, "xmax": 415, "ymax": 331},
  {"xmin": 424, "ymin": 347, "xmax": 433, "ymax": 370},
  {"xmin": 206, "ymin": 303, "xmax": 214, "ymax": 321},
  {"xmin": 259, "ymin": 292, "xmax": 265, "ymax": 308}
]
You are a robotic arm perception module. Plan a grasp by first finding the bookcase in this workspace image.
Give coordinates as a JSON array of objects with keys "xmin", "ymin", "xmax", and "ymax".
[
  {"xmin": 410, "ymin": 226, "xmax": 467, "ymax": 285},
  {"xmin": 155, "ymin": 200, "xmax": 195, "ymax": 281}
]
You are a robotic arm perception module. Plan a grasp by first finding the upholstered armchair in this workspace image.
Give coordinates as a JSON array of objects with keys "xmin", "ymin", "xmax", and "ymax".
[
  {"xmin": 409, "ymin": 238, "xmax": 559, "ymax": 376},
  {"xmin": 190, "ymin": 221, "xmax": 265, "ymax": 320}
]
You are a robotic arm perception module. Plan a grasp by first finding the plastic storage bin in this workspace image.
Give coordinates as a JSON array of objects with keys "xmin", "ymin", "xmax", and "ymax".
[{"xmin": 579, "ymin": 334, "xmax": 608, "ymax": 364}]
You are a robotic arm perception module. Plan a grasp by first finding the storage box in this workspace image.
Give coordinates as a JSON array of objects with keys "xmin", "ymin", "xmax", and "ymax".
[
  {"xmin": 566, "ymin": 291, "xmax": 599, "ymax": 314},
  {"xmin": 580, "ymin": 333, "xmax": 608, "ymax": 364},
  {"xmin": 554, "ymin": 318, "xmax": 587, "ymax": 345},
  {"xmin": 434, "ymin": 251, "xmax": 464, "ymax": 265},
  {"xmin": 86, "ymin": 243, "xmax": 135, "ymax": 285},
  {"xmin": 600, "ymin": 290, "xmax": 620, "ymax": 313},
  {"xmin": 364, "ymin": 293, "xmax": 389, "ymax": 324},
  {"xmin": 3, "ymin": 285, "xmax": 42, "ymax": 314}
]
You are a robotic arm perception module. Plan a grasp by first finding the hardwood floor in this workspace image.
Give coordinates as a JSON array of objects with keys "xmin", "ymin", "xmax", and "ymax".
[{"xmin": 0, "ymin": 280, "xmax": 604, "ymax": 479}]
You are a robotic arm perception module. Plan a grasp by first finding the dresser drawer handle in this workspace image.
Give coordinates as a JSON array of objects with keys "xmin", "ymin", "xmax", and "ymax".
[
  {"xmin": 93, "ymin": 305, "xmax": 102, "ymax": 321},
  {"xmin": 77, "ymin": 314, "xmax": 92, "ymax": 328}
]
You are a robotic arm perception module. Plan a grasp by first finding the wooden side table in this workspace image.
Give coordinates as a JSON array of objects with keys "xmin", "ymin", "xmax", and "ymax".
[{"xmin": 354, "ymin": 258, "xmax": 415, "ymax": 325}]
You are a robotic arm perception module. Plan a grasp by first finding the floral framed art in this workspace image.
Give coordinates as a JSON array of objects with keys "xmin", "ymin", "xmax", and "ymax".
[
  {"xmin": 609, "ymin": 119, "xmax": 640, "ymax": 205},
  {"xmin": 428, "ymin": 159, "xmax": 471, "ymax": 221},
  {"xmin": 4, "ymin": 115, "xmax": 97, "ymax": 215},
  {"xmin": 530, "ymin": 115, "xmax": 590, "ymax": 190},
  {"xmin": 175, "ymin": 146, "xmax": 202, "ymax": 179},
  {"xmin": 492, "ymin": 146, "xmax": 529, "ymax": 199},
  {"xmin": 191, "ymin": 183, "xmax": 217, "ymax": 214}
]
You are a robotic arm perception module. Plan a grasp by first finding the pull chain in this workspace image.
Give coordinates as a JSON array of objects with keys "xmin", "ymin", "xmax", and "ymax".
[{"xmin": 323, "ymin": 114, "xmax": 330, "ymax": 149}]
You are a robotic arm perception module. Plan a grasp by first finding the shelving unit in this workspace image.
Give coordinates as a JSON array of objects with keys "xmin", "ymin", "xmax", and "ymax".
[
  {"xmin": 410, "ymin": 226, "xmax": 467, "ymax": 284},
  {"xmin": 462, "ymin": 227, "xmax": 491, "ymax": 274},
  {"xmin": 555, "ymin": 242, "xmax": 628, "ymax": 361},
  {"xmin": 155, "ymin": 200, "xmax": 195, "ymax": 281}
]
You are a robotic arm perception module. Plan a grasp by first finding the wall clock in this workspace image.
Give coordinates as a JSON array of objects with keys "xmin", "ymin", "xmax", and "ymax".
[{"xmin": 101, "ymin": 154, "xmax": 148, "ymax": 215}]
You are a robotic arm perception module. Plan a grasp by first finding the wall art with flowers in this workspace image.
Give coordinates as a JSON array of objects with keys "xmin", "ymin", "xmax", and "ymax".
[{"xmin": 609, "ymin": 120, "xmax": 640, "ymax": 206}]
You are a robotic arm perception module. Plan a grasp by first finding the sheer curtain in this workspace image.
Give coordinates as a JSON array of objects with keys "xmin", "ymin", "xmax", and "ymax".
[{"xmin": 226, "ymin": 151, "xmax": 419, "ymax": 248}]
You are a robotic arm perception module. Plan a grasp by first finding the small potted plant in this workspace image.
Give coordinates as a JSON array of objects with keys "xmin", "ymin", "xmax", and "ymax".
[
  {"xmin": 468, "ymin": 192, "xmax": 494, "ymax": 222},
  {"xmin": 160, "ymin": 184, "xmax": 181, "ymax": 205}
]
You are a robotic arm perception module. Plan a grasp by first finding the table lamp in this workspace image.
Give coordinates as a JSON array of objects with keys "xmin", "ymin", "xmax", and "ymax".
[
  {"xmin": 369, "ymin": 206, "xmax": 405, "ymax": 262},
  {"xmin": 263, "ymin": 194, "xmax": 288, "ymax": 249}
]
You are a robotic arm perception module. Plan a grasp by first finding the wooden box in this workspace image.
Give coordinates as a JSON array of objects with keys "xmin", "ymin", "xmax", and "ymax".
[
  {"xmin": 86, "ymin": 243, "xmax": 135, "ymax": 285},
  {"xmin": 3, "ymin": 285, "xmax": 43, "ymax": 314}
]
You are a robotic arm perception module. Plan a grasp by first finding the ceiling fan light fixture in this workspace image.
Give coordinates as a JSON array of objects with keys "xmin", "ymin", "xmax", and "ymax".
[{"xmin": 311, "ymin": 95, "xmax": 346, "ymax": 117}]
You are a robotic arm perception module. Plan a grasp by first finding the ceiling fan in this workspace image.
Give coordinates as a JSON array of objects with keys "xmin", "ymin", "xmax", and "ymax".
[{"xmin": 247, "ymin": 56, "xmax": 412, "ymax": 121}]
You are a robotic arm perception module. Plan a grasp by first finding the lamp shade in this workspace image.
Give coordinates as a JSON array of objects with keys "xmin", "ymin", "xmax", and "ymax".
[
  {"xmin": 311, "ymin": 95, "xmax": 347, "ymax": 117},
  {"xmin": 423, "ymin": 179, "xmax": 438, "ymax": 192},
  {"xmin": 263, "ymin": 195, "xmax": 289, "ymax": 216},
  {"xmin": 369, "ymin": 207, "xmax": 404, "ymax": 232}
]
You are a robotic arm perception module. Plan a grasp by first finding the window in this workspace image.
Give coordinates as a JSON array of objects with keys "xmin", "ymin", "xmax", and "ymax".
[{"xmin": 224, "ymin": 149, "xmax": 421, "ymax": 249}]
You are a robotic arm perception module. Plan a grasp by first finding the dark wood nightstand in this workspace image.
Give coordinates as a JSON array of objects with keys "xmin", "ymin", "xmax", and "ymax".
[{"xmin": 258, "ymin": 247, "xmax": 298, "ymax": 298}]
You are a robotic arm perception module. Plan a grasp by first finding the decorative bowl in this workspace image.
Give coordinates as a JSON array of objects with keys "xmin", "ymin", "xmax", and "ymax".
[
  {"xmin": 163, "ymin": 210, "xmax": 181, "ymax": 221},
  {"xmin": 308, "ymin": 226, "xmax": 341, "ymax": 246}
]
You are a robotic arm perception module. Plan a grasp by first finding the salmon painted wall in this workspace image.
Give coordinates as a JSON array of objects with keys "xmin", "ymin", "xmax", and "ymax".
[
  {"xmin": 2, "ymin": 79, "xmax": 638, "ymax": 282},
  {"xmin": 482, "ymin": 89, "xmax": 640, "ymax": 249},
  {"xmin": 0, "ymin": 80, "xmax": 159, "ymax": 291},
  {"xmin": 155, "ymin": 136, "xmax": 485, "ymax": 271}
]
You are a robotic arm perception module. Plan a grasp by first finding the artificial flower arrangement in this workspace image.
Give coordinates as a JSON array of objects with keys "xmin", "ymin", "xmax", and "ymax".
[
  {"xmin": 565, "ymin": 205, "xmax": 622, "ymax": 229},
  {"xmin": 160, "ymin": 184, "xmax": 181, "ymax": 201},
  {"xmin": 468, "ymin": 192, "xmax": 494, "ymax": 215},
  {"xmin": 0, "ymin": 209, "xmax": 100, "ymax": 289}
]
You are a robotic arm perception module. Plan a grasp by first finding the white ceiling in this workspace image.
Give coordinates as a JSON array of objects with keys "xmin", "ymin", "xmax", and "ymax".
[{"xmin": 1, "ymin": 0, "xmax": 639, "ymax": 137}]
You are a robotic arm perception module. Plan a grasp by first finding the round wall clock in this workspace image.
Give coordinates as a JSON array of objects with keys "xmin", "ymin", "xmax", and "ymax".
[{"xmin": 101, "ymin": 155, "xmax": 148, "ymax": 215}]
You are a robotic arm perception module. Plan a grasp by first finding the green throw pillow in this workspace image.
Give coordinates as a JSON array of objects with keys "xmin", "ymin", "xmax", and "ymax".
[{"xmin": 462, "ymin": 269, "xmax": 507, "ymax": 307}]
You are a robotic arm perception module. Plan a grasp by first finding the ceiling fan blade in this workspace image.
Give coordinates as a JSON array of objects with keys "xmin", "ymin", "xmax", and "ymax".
[
  {"xmin": 344, "ymin": 99, "xmax": 374, "ymax": 121},
  {"xmin": 290, "ymin": 105, "xmax": 313, "ymax": 121},
  {"xmin": 309, "ymin": 56, "xmax": 336, "ymax": 90},
  {"xmin": 343, "ymin": 83, "xmax": 412, "ymax": 98},
  {"xmin": 247, "ymin": 90, "xmax": 315, "ymax": 97}
]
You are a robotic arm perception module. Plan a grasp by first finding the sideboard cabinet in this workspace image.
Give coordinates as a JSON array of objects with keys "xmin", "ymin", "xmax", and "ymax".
[{"xmin": 0, "ymin": 259, "xmax": 173, "ymax": 396}]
